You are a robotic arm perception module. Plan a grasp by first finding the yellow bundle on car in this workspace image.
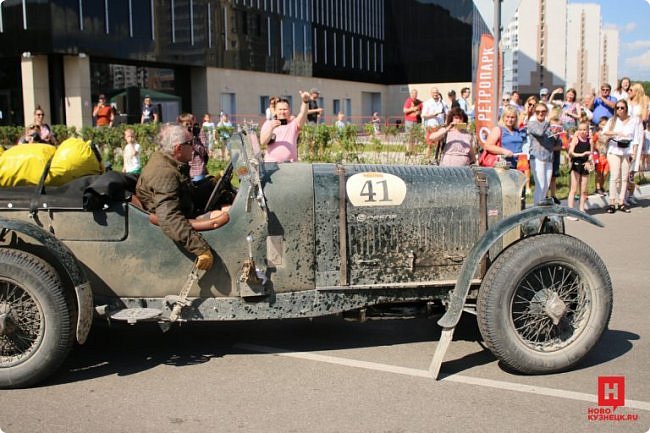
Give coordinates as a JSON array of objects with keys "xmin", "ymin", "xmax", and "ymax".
[
  {"xmin": 48, "ymin": 137, "xmax": 103, "ymax": 186},
  {"xmin": 0, "ymin": 143, "xmax": 56, "ymax": 187}
]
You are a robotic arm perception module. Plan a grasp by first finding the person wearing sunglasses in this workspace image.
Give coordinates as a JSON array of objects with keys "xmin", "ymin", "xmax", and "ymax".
[
  {"xmin": 527, "ymin": 102, "xmax": 561, "ymax": 205},
  {"xmin": 600, "ymin": 100, "xmax": 640, "ymax": 213},
  {"xmin": 590, "ymin": 83, "xmax": 617, "ymax": 127},
  {"xmin": 32, "ymin": 105, "xmax": 57, "ymax": 145},
  {"xmin": 136, "ymin": 123, "xmax": 228, "ymax": 271}
]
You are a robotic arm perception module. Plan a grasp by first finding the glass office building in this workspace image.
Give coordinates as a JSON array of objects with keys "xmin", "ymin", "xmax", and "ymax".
[{"xmin": 0, "ymin": 0, "xmax": 480, "ymax": 126}]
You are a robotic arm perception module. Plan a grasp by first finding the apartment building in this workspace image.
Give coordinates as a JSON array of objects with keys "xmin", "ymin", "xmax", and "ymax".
[
  {"xmin": 502, "ymin": 0, "xmax": 619, "ymax": 99},
  {"xmin": 600, "ymin": 27, "xmax": 620, "ymax": 88},
  {"xmin": 566, "ymin": 3, "xmax": 603, "ymax": 97}
]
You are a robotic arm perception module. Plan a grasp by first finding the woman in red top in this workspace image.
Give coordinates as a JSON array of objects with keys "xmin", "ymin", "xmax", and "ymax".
[{"xmin": 93, "ymin": 94, "xmax": 114, "ymax": 127}]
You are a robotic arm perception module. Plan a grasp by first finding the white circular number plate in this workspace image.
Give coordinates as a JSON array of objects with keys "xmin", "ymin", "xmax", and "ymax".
[{"xmin": 346, "ymin": 172, "xmax": 407, "ymax": 207}]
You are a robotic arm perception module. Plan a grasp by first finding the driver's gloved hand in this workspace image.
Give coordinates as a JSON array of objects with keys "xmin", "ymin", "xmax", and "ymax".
[{"xmin": 196, "ymin": 250, "xmax": 214, "ymax": 271}]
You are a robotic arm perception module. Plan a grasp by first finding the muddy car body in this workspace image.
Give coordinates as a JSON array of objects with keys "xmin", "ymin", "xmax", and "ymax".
[{"xmin": 0, "ymin": 130, "xmax": 612, "ymax": 388}]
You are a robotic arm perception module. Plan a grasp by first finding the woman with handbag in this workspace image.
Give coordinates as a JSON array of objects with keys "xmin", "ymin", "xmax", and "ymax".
[
  {"xmin": 479, "ymin": 106, "xmax": 520, "ymax": 168},
  {"xmin": 601, "ymin": 100, "xmax": 640, "ymax": 213},
  {"xmin": 566, "ymin": 121, "xmax": 593, "ymax": 218},
  {"xmin": 428, "ymin": 107, "xmax": 476, "ymax": 167}
]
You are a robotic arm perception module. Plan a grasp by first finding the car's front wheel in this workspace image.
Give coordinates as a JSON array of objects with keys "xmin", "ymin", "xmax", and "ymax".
[
  {"xmin": 477, "ymin": 234, "xmax": 612, "ymax": 374},
  {"xmin": 0, "ymin": 249, "xmax": 74, "ymax": 388}
]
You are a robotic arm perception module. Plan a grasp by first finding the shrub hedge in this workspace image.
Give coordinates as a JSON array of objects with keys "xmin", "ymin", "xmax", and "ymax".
[{"xmin": 1, "ymin": 122, "xmax": 431, "ymax": 168}]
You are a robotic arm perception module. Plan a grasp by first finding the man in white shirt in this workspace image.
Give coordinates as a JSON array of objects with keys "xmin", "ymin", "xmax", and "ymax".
[
  {"xmin": 458, "ymin": 87, "xmax": 473, "ymax": 120},
  {"xmin": 421, "ymin": 87, "xmax": 446, "ymax": 128}
]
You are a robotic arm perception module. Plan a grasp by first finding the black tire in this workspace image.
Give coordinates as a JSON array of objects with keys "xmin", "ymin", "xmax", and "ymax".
[
  {"xmin": 0, "ymin": 249, "xmax": 74, "ymax": 388},
  {"xmin": 477, "ymin": 234, "xmax": 612, "ymax": 374}
]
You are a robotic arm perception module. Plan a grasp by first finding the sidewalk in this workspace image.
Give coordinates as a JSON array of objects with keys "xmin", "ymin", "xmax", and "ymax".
[{"xmin": 560, "ymin": 183, "xmax": 650, "ymax": 210}]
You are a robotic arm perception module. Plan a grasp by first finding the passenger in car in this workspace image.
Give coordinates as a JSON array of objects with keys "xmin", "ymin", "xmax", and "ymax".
[{"xmin": 135, "ymin": 123, "xmax": 226, "ymax": 270}]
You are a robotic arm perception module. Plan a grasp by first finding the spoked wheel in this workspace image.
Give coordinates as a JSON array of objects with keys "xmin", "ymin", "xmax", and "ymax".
[
  {"xmin": 477, "ymin": 234, "xmax": 612, "ymax": 374},
  {"xmin": 0, "ymin": 249, "xmax": 73, "ymax": 389},
  {"xmin": 0, "ymin": 279, "xmax": 44, "ymax": 367},
  {"xmin": 511, "ymin": 263, "xmax": 589, "ymax": 351}
]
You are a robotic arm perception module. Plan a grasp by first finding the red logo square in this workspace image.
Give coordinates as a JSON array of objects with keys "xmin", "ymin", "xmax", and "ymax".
[{"xmin": 598, "ymin": 376, "xmax": 625, "ymax": 411}]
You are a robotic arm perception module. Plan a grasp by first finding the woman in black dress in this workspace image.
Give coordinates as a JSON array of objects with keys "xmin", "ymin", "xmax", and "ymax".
[{"xmin": 566, "ymin": 121, "xmax": 593, "ymax": 218}]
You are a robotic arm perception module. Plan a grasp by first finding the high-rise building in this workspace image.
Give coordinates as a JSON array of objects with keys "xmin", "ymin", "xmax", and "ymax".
[
  {"xmin": 601, "ymin": 27, "xmax": 619, "ymax": 88},
  {"xmin": 566, "ymin": 3, "xmax": 603, "ymax": 98},
  {"xmin": 502, "ymin": 0, "xmax": 568, "ymax": 95},
  {"xmin": 501, "ymin": 0, "xmax": 619, "ymax": 99},
  {"xmin": 0, "ymin": 0, "xmax": 481, "ymax": 128}
]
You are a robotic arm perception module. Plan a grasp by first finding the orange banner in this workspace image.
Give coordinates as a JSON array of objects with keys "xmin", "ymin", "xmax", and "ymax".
[{"xmin": 475, "ymin": 34, "xmax": 497, "ymax": 149}]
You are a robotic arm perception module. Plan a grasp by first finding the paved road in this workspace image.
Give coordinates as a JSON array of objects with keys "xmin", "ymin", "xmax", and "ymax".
[{"xmin": 1, "ymin": 201, "xmax": 649, "ymax": 433}]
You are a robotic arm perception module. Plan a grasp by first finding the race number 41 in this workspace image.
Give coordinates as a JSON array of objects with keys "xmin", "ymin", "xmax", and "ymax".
[{"xmin": 346, "ymin": 172, "xmax": 407, "ymax": 207}]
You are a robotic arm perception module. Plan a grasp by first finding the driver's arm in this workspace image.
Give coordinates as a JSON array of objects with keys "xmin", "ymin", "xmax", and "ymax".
[{"xmin": 153, "ymin": 175, "xmax": 211, "ymax": 257}]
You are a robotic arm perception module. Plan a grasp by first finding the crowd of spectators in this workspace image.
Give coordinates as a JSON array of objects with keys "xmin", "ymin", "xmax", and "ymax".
[
  {"xmin": 405, "ymin": 78, "xmax": 649, "ymax": 212},
  {"xmin": 10, "ymin": 77, "xmax": 649, "ymax": 214}
]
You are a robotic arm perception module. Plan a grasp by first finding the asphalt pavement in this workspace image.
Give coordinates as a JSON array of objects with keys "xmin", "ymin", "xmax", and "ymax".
[{"xmin": 0, "ymin": 194, "xmax": 649, "ymax": 433}]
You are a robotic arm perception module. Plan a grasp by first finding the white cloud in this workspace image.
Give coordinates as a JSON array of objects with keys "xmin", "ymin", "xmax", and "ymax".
[
  {"xmin": 623, "ymin": 50, "xmax": 650, "ymax": 80},
  {"xmin": 625, "ymin": 50, "xmax": 650, "ymax": 68},
  {"xmin": 624, "ymin": 22, "xmax": 637, "ymax": 33},
  {"xmin": 603, "ymin": 22, "xmax": 636, "ymax": 34},
  {"xmin": 624, "ymin": 40, "xmax": 650, "ymax": 51}
]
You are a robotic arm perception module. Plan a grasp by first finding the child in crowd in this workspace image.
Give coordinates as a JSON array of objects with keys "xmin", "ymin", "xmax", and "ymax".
[
  {"xmin": 18, "ymin": 124, "xmax": 44, "ymax": 144},
  {"xmin": 216, "ymin": 113, "xmax": 233, "ymax": 160},
  {"xmin": 335, "ymin": 112, "xmax": 346, "ymax": 130},
  {"xmin": 592, "ymin": 117, "xmax": 609, "ymax": 195},
  {"xmin": 122, "ymin": 128, "xmax": 141, "ymax": 175},
  {"xmin": 566, "ymin": 121, "xmax": 593, "ymax": 218},
  {"xmin": 201, "ymin": 113, "xmax": 216, "ymax": 157}
]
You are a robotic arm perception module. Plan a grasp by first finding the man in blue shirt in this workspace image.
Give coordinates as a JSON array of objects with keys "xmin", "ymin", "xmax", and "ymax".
[{"xmin": 590, "ymin": 83, "xmax": 617, "ymax": 125}]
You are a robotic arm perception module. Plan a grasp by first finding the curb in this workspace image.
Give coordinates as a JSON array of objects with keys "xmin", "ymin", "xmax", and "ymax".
[{"xmin": 560, "ymin": 183, "xmax": 650, "ymax": 210}]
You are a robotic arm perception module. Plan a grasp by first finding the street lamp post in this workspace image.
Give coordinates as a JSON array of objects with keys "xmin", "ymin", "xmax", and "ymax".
[{"xmin": 493, "ymin": 0, "xmax": 501, "ymax": 125}]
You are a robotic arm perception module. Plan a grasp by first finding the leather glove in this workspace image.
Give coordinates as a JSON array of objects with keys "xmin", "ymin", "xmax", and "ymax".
[{"xmin": 196, "ymin": 250, "xmax": 214, "ymax": 271}]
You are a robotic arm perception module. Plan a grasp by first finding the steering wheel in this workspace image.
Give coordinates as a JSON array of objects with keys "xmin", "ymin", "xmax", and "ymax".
[{"xmin": 203, "ymin": 161, "xmax": 235, "ymax": 213}]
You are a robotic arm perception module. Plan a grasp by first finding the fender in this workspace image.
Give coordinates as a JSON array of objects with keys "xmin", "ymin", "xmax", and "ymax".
[
  {"xmin": 0, "ymin": 217, "xmax": 94, "ymax": 344},
  {"xmin": 438, "ymin": 205, "xmax": 604, "ymax": 328}
]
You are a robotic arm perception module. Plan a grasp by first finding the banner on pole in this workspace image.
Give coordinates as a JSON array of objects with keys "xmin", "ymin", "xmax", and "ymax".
[{"xmin": 474, "ymin": 33, "xmax": 498, "ymax": 149}]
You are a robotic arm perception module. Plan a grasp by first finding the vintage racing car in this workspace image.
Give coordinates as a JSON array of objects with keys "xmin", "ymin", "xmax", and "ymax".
[{"xmin": 0, "ymin": 129, "xmax": 612, "ymax": 388}]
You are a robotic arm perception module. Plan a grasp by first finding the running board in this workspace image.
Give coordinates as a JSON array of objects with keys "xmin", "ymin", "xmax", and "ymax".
[{"xmin": 110, "ymin": 308, "xmax": 162, "ymax": 324}]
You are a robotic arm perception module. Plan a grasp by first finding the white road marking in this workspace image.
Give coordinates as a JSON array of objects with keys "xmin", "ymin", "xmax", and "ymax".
[{"xmin": 235, "ymin": 343, "xmax": 650, "ymax": 412}]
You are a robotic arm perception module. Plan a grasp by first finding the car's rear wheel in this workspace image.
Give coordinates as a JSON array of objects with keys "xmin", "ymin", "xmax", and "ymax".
[
  {"xmin": 0, "ymin": 249, "xmax": 73, "ymax": 388},
  {"xmin": 477, "ymin": 234, "xmax": 612, "ymax": 374}
]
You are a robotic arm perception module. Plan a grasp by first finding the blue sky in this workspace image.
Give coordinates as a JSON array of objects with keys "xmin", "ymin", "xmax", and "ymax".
[{"xmin": 569, "ymin": 0, "xmax": 650, "ymax": 81}]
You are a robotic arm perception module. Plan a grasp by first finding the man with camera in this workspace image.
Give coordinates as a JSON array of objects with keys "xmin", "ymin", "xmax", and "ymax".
[
  {"xmin": 92, "ymin": 94, "xmax": 114, "ymax": 127},
  {"xmin": 259, "ymin": 90, "xmax": 310, "ymax": 163}
]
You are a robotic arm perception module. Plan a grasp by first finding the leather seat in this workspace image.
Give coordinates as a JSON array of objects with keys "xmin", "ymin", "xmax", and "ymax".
[{"xmin": 129, "ymin": 194, "xmax": 229, "ymax": 231}]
